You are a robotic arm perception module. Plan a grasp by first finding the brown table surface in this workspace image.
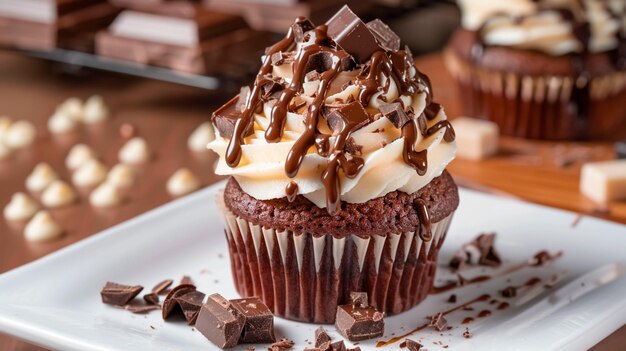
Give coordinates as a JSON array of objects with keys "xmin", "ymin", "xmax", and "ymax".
[{"xmin": 0, "ymin": 50, "xmax": 624, "ymax": 350}]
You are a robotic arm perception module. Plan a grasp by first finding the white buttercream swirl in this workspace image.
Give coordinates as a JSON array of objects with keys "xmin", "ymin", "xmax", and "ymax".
[
  {"xmin": 459, "ymin": 0, "xmax": 626, "ymax": 56},
  {"xmin": 208, "ymin": 51, "xmax": 456, "ymax": 208}
]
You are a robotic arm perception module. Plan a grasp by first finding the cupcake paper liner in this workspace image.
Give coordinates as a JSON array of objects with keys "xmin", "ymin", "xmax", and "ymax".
[
  {"xmin": 444, "ymin": 49, "xmax": 626, "ymax": 140},
  {"xmin": 218, "ymin": 193, "xmax": 453, "ymax": 324}
]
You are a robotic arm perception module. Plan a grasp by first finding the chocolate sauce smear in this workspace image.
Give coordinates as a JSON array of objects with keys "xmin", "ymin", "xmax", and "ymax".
[{"xmin": 216, "ymin": 8, "xmax": 455, "ymax": 215}]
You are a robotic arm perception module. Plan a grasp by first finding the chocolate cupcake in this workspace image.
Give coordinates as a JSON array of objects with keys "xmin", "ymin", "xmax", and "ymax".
[
  {"xmin": 209, "ymin": 6, "xmax": 458, "ymax": 323},
  {"xmin": 445, "ymin": 0, "xmax": 626, "ymax": 140}
]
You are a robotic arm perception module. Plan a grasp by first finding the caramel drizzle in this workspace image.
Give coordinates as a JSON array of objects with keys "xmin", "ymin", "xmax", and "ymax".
[{"xmin": 223, "ymin": 19, "xmax": 455, "ymax": 216}]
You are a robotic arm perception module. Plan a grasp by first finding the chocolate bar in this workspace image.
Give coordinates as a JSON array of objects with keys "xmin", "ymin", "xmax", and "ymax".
[{"xmin": 0, "ymin": 0, "xmax": 119, "ymax": 51}]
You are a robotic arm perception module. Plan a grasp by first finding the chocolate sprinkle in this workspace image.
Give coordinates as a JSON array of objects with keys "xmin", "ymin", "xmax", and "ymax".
[{"xmin": 100, "ymin": 282, "xmax": 143, "ymax": 306}]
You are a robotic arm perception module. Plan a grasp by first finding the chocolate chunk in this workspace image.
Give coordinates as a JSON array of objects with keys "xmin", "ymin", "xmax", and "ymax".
[
  {"xmin": 231, "ymin": 297, "xmax": 276, "ymax": 343},
  {"xmin": 349, "ymin": 291, "xmax": 368, "ymax": 307},
  {"xmin": 151, "ymin": 279, "xmax": 173, "ymax": 295},
  {"xmin": 615, "ymin": 139, "xmax": 626, "ymax": 159},
  {"xmin": 379, "ymin": 102, "xmax": 410, "ymax": 128},
  {"xmin": 177, "ymin": 290, "xmax": 206, "ymax": 325},
  {"xmin": 305, "ymin": 51, "xmax": 354, "ymax": 75},
  {"xmin": 405, "ymin": 339, "xmax": 423, "ymax": 351},
  {"xmin": 315, "ymin": 326, "xmax": 331, "ymax": 347},
  {"xmin": 428, "ymin": 313, "xmax": 447, "ymax": 331},
  {"xmin": 463, "ymin": 328, "xmax": 472, "ymax": 339},
  {"xmin": 269, "ymin": 338, "xmax": 295, "ymax": 351},
  {"xmin": 100, "ymin": 282, "xmax": 143, "ymax": 306},
  {"xmin": 501, "ymin": 287, "xmax": 517, "ymax": 298},
  {"xmin": 306, "ymin": 70, "xmax": 322, "ymax": 82},
  {"xmin": 196, "ymin": 293, "xmax": 245, "ymax": 349},
  {"xmin": 475, "ymin": 233, "xmax": 501, "ymax": 267},
  {"xmin": 531, "ymin": 250, "xmax": 553, "ymax": 266},
  {"xmin": 212, "ymin": 95, "xmax": 251, "ymax": 139},
  {"xmin": 143, "ymin": 293, "xmax": 160, "ymax": 305},
  {"xmin": 330, "ymin": 341, "xmax": 346, "ymax": 351},
  {"xmin": 345, "ymin": 138, "xmax": 363, "ymax": 156},
  {"xmin": 335, "ymin": 293, "xmax": 384, "ymax": 341},
  {"xmin": 325, "ymin": 101, "xmax": 370, "ymax": 134},
  {"xmin": 162, "ymin": 284, "xmax": 197, "ymax": 320},
  {"xmin": 326, "ymin": 5, "xmax": 382, "ymax": 63},
  {"xmin": 125, "ymin": 304, "xmax": 161, "ymax": 314},
  {"xmin": 291, "ymin": 17, "xmax": 315, "ymax": 43},
  {"xmin": 366, "ymin": 19, "xmax": 401, "ymax": 52},
  {"xmin": 271, "ymin": 51, "xmax": 286, "ymax": 66},
  {"xmin": 447, "ymin": 294, "xmax": 457, "ymax": 303}
]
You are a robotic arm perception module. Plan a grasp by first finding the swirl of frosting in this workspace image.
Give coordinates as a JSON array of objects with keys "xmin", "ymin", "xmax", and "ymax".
[
  {"xmin": 208, "ymin": 9, "xmax": 456, "ymax": 213},
  {"xmin": 458, "ymin": 0, "xmax": 626, "ymax": 56}
]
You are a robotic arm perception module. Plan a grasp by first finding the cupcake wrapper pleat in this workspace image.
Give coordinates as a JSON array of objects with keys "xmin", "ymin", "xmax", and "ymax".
[
  {"xmin": 218, "ymin": 193, "xmax": 453, "ymax": 324},
  {"xmin": 444, "ymin": 49, "xmax": 626, "ymax": 140}
]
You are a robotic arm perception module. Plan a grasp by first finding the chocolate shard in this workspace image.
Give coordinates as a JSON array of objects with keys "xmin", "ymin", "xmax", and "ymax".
[
  {"xmin": 100, "ymin": 282, "xmax": 143, "ymax": 306},
  {"xmin": 230, "ymin": 297, "xmax": 276, "ymax": 344},
  {"xmin": 405, "ymin": 338, "xmax": 423, "ymax": 351},
  {"xmin": 196, "ymin": 293, "xmax": 245, "ymax": 349},
  {"xmin": 366, "ymin": 19, "xmax": 401, "ymax": 52},
  {"xmin": 151, "ymin": 279, "xmax": 173, "ymax": 295},
  {"xmin": 291, "ymin": 17, "xmax": 315, "ymax": 43},
  {"xmin": 501, "ymin": 287, "xmax": 517, "ymax": 298},
  {"xmin": 428, "ymin": 312, "xmax": 448, "ymax": 331},
  {"xmin": 447, "ymin": 294, "xmax": 457, "ymax": 303},
  {"xmin": 324, "ymin": 101, "xmax": 370, "ymax": 134},
  {"xmin": 305, "ymin": 51, "xmax": 354, "ymax": 75},
  {"xmin": 330, "ymin": 341, "xmax": 346, "ymax": 351},
  {"xmin": 143, "ymin": 293, "xmax": 160, "ymax": 305},
  {"xmin": 162, "ymin": 284, "xmax": 197, "ymax": 320},
  {"xmin": 349, "ymin": 291, "xmax": 368, "ymax": 307},
  {"xmin": 475, "ymin": 233, "xmax": 501, "ymax": 267},
  {"xmin": 212, "ymin": 95, "xmax": 251, "ymax": 139},
  {"xmin": 335, "ymin": 292, "xmax": 384, "ymax": 341},
  {"xmin": 315, "ymin": 326, "xmax": 331, "ymax": 347},
  {"xmin": 379, "ymin": 102, "xmax": 410, "ymax": 128},
  {"xmin": 269, "ymin": 338, "xmax": 295, "ymax": 351},
  {"xmin": 176, "ymin": 290, "xmax": 206, "ymax": 325},
  {"xmin": 125, "ymin": 304, "xmax": 161, "ymax": 314},
  {"xmin": 325, "ymin": 5, "xmax": 382, "ymax": 63}
]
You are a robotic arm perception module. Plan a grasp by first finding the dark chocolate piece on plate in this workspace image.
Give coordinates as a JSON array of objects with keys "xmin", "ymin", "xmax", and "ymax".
[
  {"xmin": 315, "ymin": 326, "xmax": 331, "ymax": 347},
  {"xmin": 405, "ymin": 338, "xmax": 423, "ymax": 351},
  {"xmin": 144, "ymin": 292, "xmax": 160, "ymax": 305},
  {"xmin": 151, "ymin": 279, "xmax": 174, "ymax": 295},
  {"xmin": 615, "ymin": 139, "xmax": 626, "ymax": 159},
  {"xmin": 291, "ymin": 17, "xmax": 315, "ymax": 43},
  {"xmin": 475, "ymin": 233, "xmax": 501, "ymax": 267},
  {"xmin": 379, "ymin": 102, "xmax": 410, "ymax": 128},
  {"xmin": 212, "ymin": 95, "xmax": 252, "ymax": 139},
  {"xmin": 325, "ymin": 5, "xmax": 382, "ymax": 63},
  {"xmin": 428, "ymin": 312, "xmax": 448, "ymax": 331},
  {"xmin": 325, "ymin": 101, "xmax": 370, "ymax": 134},
  {"xmin": 100, "ymin": 282, "xmax": 143, "ymax": 306},
  {"xmin": 230, "ymin": 297, "xmax": 276, "ymax": 343},
  {"xmin": 501, "ymin": 287, "xmax": 517, "ymax": 298},
  {"xmin": 197, "ymin": 293, "xmax": 245, "ymax": 349},
  {"xmin": 162, "ymin": 284, "xmax": 197, "ymax": 320},
  {"xmin": 177, "ymin": 290, "xmax": 206, "ymax": 325},
  {"xmin": 125, "ymin": 304, "xmax": 162, "ymax": 314},
  {"xmin": 335, "ymin": 292, "xmax": 384, "ymax": 341},
  {"xmin": 330, "ymin": 340, "xmax": 346, "ymax": 351},
  {"xmin": 269, "ymin": 338, "xmax": 295, "ymax": 351},
  {"xmin": 447, "ymin": 294, "xmax": 457, "ymax": 303},
  {"xmin": 366, "ymin": 19, "xmax": 401, "ymax": 52}
]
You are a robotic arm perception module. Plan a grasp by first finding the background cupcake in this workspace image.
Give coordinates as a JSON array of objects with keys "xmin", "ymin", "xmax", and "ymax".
[
  {"xmin": 209, "ymin": 6, "xmax": 458, "ymax": 323},
  {"xmin": 445, "ymin": 0, "xmax": 626, "ymax": 140}
]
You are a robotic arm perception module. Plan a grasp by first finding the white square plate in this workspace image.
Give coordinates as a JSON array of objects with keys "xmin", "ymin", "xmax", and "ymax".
[{"xmin": 0, "ymin": 181, "xmax": 625, "ymax": 351}]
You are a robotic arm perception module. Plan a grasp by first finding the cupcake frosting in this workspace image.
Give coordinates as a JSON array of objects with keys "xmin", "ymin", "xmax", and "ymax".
[
  {"xmin": 208, "ymin": 7, "xmax": 456, "ymax": 213},
  {"xmin": 459, "ymin": 0, "xmax": 626, "ymax": 56}
]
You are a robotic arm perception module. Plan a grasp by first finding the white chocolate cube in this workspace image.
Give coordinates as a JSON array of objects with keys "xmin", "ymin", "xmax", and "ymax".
[
  {"xmin": 450, "ymin": 117, "xmax": 499, "ymax": 160},
  {"xmin": 580, "ymin": 160, "xmax": 626, "ymax": 203}
]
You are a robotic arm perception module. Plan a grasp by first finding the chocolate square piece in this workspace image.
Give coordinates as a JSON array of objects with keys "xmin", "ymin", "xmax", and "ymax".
[
  {"xmin": 291, "ymin": 17, "xmax": 315, "ymax": 42},
  {"xmin": 428, "ymin": 312, "xmax": 447, "ymax": 331},
  {"xmin": 379, "ymin": 102, "xmax": 410, "ymax": 128},
  {"xmin": 230, "ymin": 297, "xmax": 276, "ymax": 343},
  {"xmin": 325, "ymin": 101, "xmax": 370, "ymax": 134},
  {"xmin": 100, "ymin": 282, "xmax": 143, "ymax": 306},
  {"xmin": 325, "ymin": 5, "xmax": 382, "ymax": 63},
  {"xmin": 196, "ymin": 293, "xmax": 245, "ymax": 349},
  {"xmin": 212, "ymin": 95, "xmax": 251, "ymax": 139},
  {"xmin": 335, "ymin": 293, "xmax": 384, "ymax": 341},
  {"xmin": 366, "ymin": 19, "xmax": 401, "ymax": 52},
  {"xmin": 405, "ymin": 339, "xmax": 423, "ymax": 351}
]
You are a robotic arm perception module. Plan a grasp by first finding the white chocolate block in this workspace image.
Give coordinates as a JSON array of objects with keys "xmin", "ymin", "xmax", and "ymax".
[
  {"xmin": 580, "ymin": 160, "xmax": 626, "ymax": 203},
  {"xmin": 451, "ymin": 117, "xmax": 499, "ymax": 160}
]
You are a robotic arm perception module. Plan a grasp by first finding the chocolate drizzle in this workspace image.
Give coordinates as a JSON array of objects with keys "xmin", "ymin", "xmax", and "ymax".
[{"xmin": 216, "ymin": 11, "xmax": 455, "ymax": 214}]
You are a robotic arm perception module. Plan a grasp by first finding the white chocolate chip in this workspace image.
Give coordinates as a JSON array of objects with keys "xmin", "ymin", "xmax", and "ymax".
[
  {"xmin": 451, "ymin": 117, "xmax": 499, "ymax": 160},
  {"xmin": 25, "ymin": 163, "xmax": 59, "ymax": 193},
  {"xmin": 57, "ymin": 97, "xmax": 84, "ymax": 122},
  {"xmin": 3, "ymin": 192, "xmax": 39, "ymax": 221},
  {"xmin": 107, "ymin": 163, "xmax": 136, "ymax": 188},
  {"xmin": 0, "ymin": 143, "xmax": 10, "ymax": 160},
  {"xmin": 580, "ymin": 160, "xmax": 626, "ymax": 203},
  {"xmin": 118, "ymin": 137, "xmax": 150, "ymax": 164},
  {"xmin": 41, "ymin": 180, "xmax": 76, "ymax": 208},
  {"xmin": 83, "ymin": 95, "xmax": 109, "ymax": 124},
  {"xmin": 4, "ymin": 120, "xmax": 36, "ymax": 149},
  {"xmin": 24, "ymin": 211, "xmax": 63, "ymax": 242},
  {"xmin": 66, "ymin": 144, "xmax": 96, "ymax": 171},
  {"xmin": 187, "ymin": 122, "xmax": 215, "ymax": 152},
  {"xmin": 72, "ymin": 159, "xmax": 107, "ymax": 187},
  {"xmin": 89, "ymin": 182, "xmax": 123, "ymax": 207},
  {"xmin": 47, "ymin": 110, "xmax": 78, "ymax": 134},
  {"xmin": 166, "ymin": 168, "xmax": 200, "ymax": 197},
  {"xmin": 0, "ymin": 116, "xmax": 12, "ymax": 142}
]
